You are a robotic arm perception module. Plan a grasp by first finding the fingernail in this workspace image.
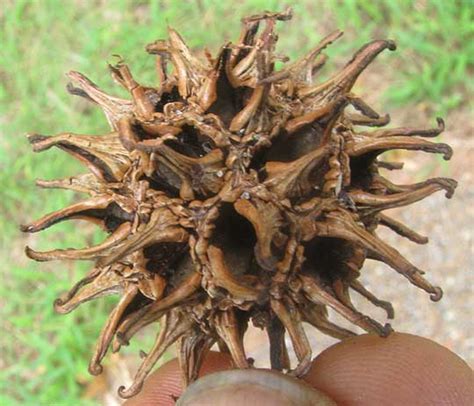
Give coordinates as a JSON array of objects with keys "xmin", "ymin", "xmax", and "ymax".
[{"xmin": 177, "ymin": 369, "xmax": 336, "ymax": 406}]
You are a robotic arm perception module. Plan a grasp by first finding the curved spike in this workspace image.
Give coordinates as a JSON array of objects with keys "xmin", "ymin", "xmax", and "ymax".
[
  {"xmin": 53, "ymin": 267, "xmax": 102, "ymax": 313},
  {"xmin": 196, "ymin": 65, "xmax": 218, "ymax": 112},
  {"xmin": 155, "ymin": 28, "xmax": 208, "ymax": 98},
  {"xmin": 270, "ymin": 298, "xmax": 312, "ymax": 376},
  {"xmin": 311, "ymin": 53, "xmax": 328, "ymax": 75},
  {"xmin": 229, "ymin": 86, "xmax": 265, "ymax": 133},
  {"xmin": 116, "ymin": 116, "xmax": 176, "ymax": 153},
  {"xmin": 260, "ymin": 30, "xmax": 343, "ymax": 85},
  {"xmin": 376, "ymin": 160, "xmax": 404, "ymax": 170},
  {"xmin": 331, "ymin": 279, "xmax": 355, "ymax": 310},
  {"xmin": 146, "ymin": 271, "xmax": 201, "ymax": 314},
  {"xmin": 153, "ymin": 52, "xmax": 170, "ymax": 86},
  {"xmin": 168, "ymin": 27, "xmax": 208, "ymax": 71},
  {"xmin": 285, "ymin": 96, "xmax": 347, "ymax": 134},
  {"xmin": 54, "ymin": 265, "xmax": 127, "ymax": 314},
  {"xmin": 300, "ymin": 301, "xmax": 356, "ymax": 339},
  {"xmin": 298, "ymin": 39, "xmax": 396, "ymax": 99},
  {"xmin": 27, "ymin": 132, "xmax": 131, "ymax": 181},
  {"xmin": 144, "ymin": 40, "xmax": 176, "ymax": 94},
  {"xmin": 214, "ymin": 308, "xmax": 249, "ymax": 369},
  {"xmin": 264, "ymin": 144, "xmax": 330, "ymax": 199},
  {"xmin": 379, "ymin": 214, "xmax": 429, "ymax": 244},
  {"xmin": 347, "ymin": 135, "xmax": 453, "ymax": 160},
  {"xmin": 242, "ymin": 7, "xmax": 293, "ymax": 24},
  {"xmin": 168, "ymin": 27, "xmax": 210, "ymax": 93},
  {"xmin": 350, "ymin": 280, "xmax": 395, "ymax": 319},
  {"xmin": 229, "ymin": 13, "xmax": 279, "ymax": 88},
  {"xmin": 373, "ymin": 175, "xmax": 457, "ymax": 197},
  {"xmin": 346, "ymin": 112, "xmax": 390, "ymax": 127},
  {"xmin": 118, "ymin": 310, "xmax": 193, "ymax": 399},
  {"xmin": 20, "ymin": 195, "xmax": 114, "ymax": 233},
  {"xmin": 98, "ymin": 226, "xmax": 188, "ymax": 268},
  {"xmin": 349, "ymin": 178, "xmax": 457, "ymax": 213},
  {"xmin": 225, "ymin": 20, "xmax": 260, "ymax": 82},
  {"xmin": 107, "ymin": 62, "xmax": 156, "ymax": 119},
  {"xmin": 169, "ymin": 51, "xmax": 192, "ymax": 98},
  {"xmin": 112, "ymin": 308, "xmax": 163, "ymax": 353},
  {"xmin": 370, "ymin": 250, "xmax": 443, "ymax": 302},
  {"xmin": 347, "ymin": 95, "xmax": 381, "ymax": 119},
  {"xmin": 368, "ymin": 117, "xmax": 445, "ymax": 138},
  {"xmin": 67, "ymin": 71, "xmax": 133, "ymax": 129},
  {"xmin": 226, "ymin": 48, "xmax": 258, "ymax": 89},
  {"xmin": 178, "ymin": 331, "xmax": 216, "ymax": 387},
  {"xmin": 267, "ymin": 315, "xmax": 290, "ymax": 371},
  {"xmin": 89, "ymin": 285, "xmax": 138, "ymax": 375},
  {"xmin": 114, "ymin": 271, "xmax": 202, "ymax": 348},
  {"xmin": 314, "ymin": 210, "xmax": 443, "ymax": 301},
  {"xmin": 97, "ymin": 209, "xmax": 188, "ymax": 268},
  {"xmin": 25, "ymin": 221, "xmax": 132, "ymax": 262},
  {"xmin": 36, "ymin": 173, "xmax": 110, "ymax": 195},
  {"xmin": 207, "ymin": 245, "xmax": 261, "ymax": 301},
  {"xmin": 168, "ymin": 27, "xmax": 208, "ymax": 75},
  {"xmin": 300, "ymin": 274, "xmax": 392, "ymax": 335},
  {"xmin": 145, "ymin": 38, "xmax": 170, "ymax": 56}
]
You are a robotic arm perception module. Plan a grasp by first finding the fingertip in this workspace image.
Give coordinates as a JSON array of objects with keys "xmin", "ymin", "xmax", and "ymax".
[
  {"xmin": 124, "ymin": 351, "xmax": 233, "ymax": 406},
  {"xmin": 304, "ymin": 332, "xmax": 473, "ymax": 406}
]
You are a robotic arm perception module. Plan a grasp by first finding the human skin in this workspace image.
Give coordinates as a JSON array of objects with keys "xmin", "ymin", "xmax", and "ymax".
[{"xmin": 124, "ymin": 333, "xmax": 473, "ymax": 406}]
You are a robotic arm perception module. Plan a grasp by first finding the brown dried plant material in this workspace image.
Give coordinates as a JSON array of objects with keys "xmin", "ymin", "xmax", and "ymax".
[{"xmin": 22, "ymin": 8, "xmax": 457, "ymax": 399}]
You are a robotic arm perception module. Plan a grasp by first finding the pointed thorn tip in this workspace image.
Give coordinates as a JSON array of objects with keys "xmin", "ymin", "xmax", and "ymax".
[
  {"xmin": 88, "ymin": 363, "xmax": 103, "ymax": 376},
  {"xmin": 26, "ymin": 133, "xmax": 48, "ymax": 144},
  {"xmin": 387, "ymin": 40, "xmax": 397, "ymax": 51},
  {"xmin": 436, "ymin": 117, "xmax": 445, "ymax": 131},
  {"xmin": 19, "ymin": 224, "xmax": 31, "ymax": 233},
  {"xmin": 430, "ymin": 287, "xmax": 443, "ymax": 302}
]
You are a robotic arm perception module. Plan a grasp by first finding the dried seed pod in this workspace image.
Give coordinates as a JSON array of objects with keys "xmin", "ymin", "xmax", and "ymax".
[{"xmin": 22, "ymin": 8, "xmax": 457, "ymax": 399}]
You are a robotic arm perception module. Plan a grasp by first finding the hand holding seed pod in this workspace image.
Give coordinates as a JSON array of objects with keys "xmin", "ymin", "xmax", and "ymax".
[{"xmin": 22, "ymin": 8, "xmax": 457, "ymax": 399}]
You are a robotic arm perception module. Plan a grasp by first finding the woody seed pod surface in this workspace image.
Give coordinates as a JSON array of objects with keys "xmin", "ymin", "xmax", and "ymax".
[{"xmin": 22, "ymin": 8, "xmax": 457, "ymax": 399}]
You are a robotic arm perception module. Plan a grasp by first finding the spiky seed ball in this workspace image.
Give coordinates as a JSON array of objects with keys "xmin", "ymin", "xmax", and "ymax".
[{"xmin": 22, "ymin": 8, "xmax": 457, "ymax": 399}]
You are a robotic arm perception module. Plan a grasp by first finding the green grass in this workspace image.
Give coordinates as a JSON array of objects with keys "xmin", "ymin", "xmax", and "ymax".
[{"xmin": 1, "ymin": 0, "xmax": 472, "ymax": 404}]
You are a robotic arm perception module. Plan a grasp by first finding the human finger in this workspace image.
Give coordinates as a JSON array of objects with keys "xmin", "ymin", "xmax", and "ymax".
[{"xmin": 304, "ymin": 332, "xmax": 473, "ymax": 406}]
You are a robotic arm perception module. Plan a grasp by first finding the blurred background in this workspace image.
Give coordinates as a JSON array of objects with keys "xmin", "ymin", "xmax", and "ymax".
[{"xmin": 1, "ymin": 0, "xmax": 472, "ymax": 404}]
